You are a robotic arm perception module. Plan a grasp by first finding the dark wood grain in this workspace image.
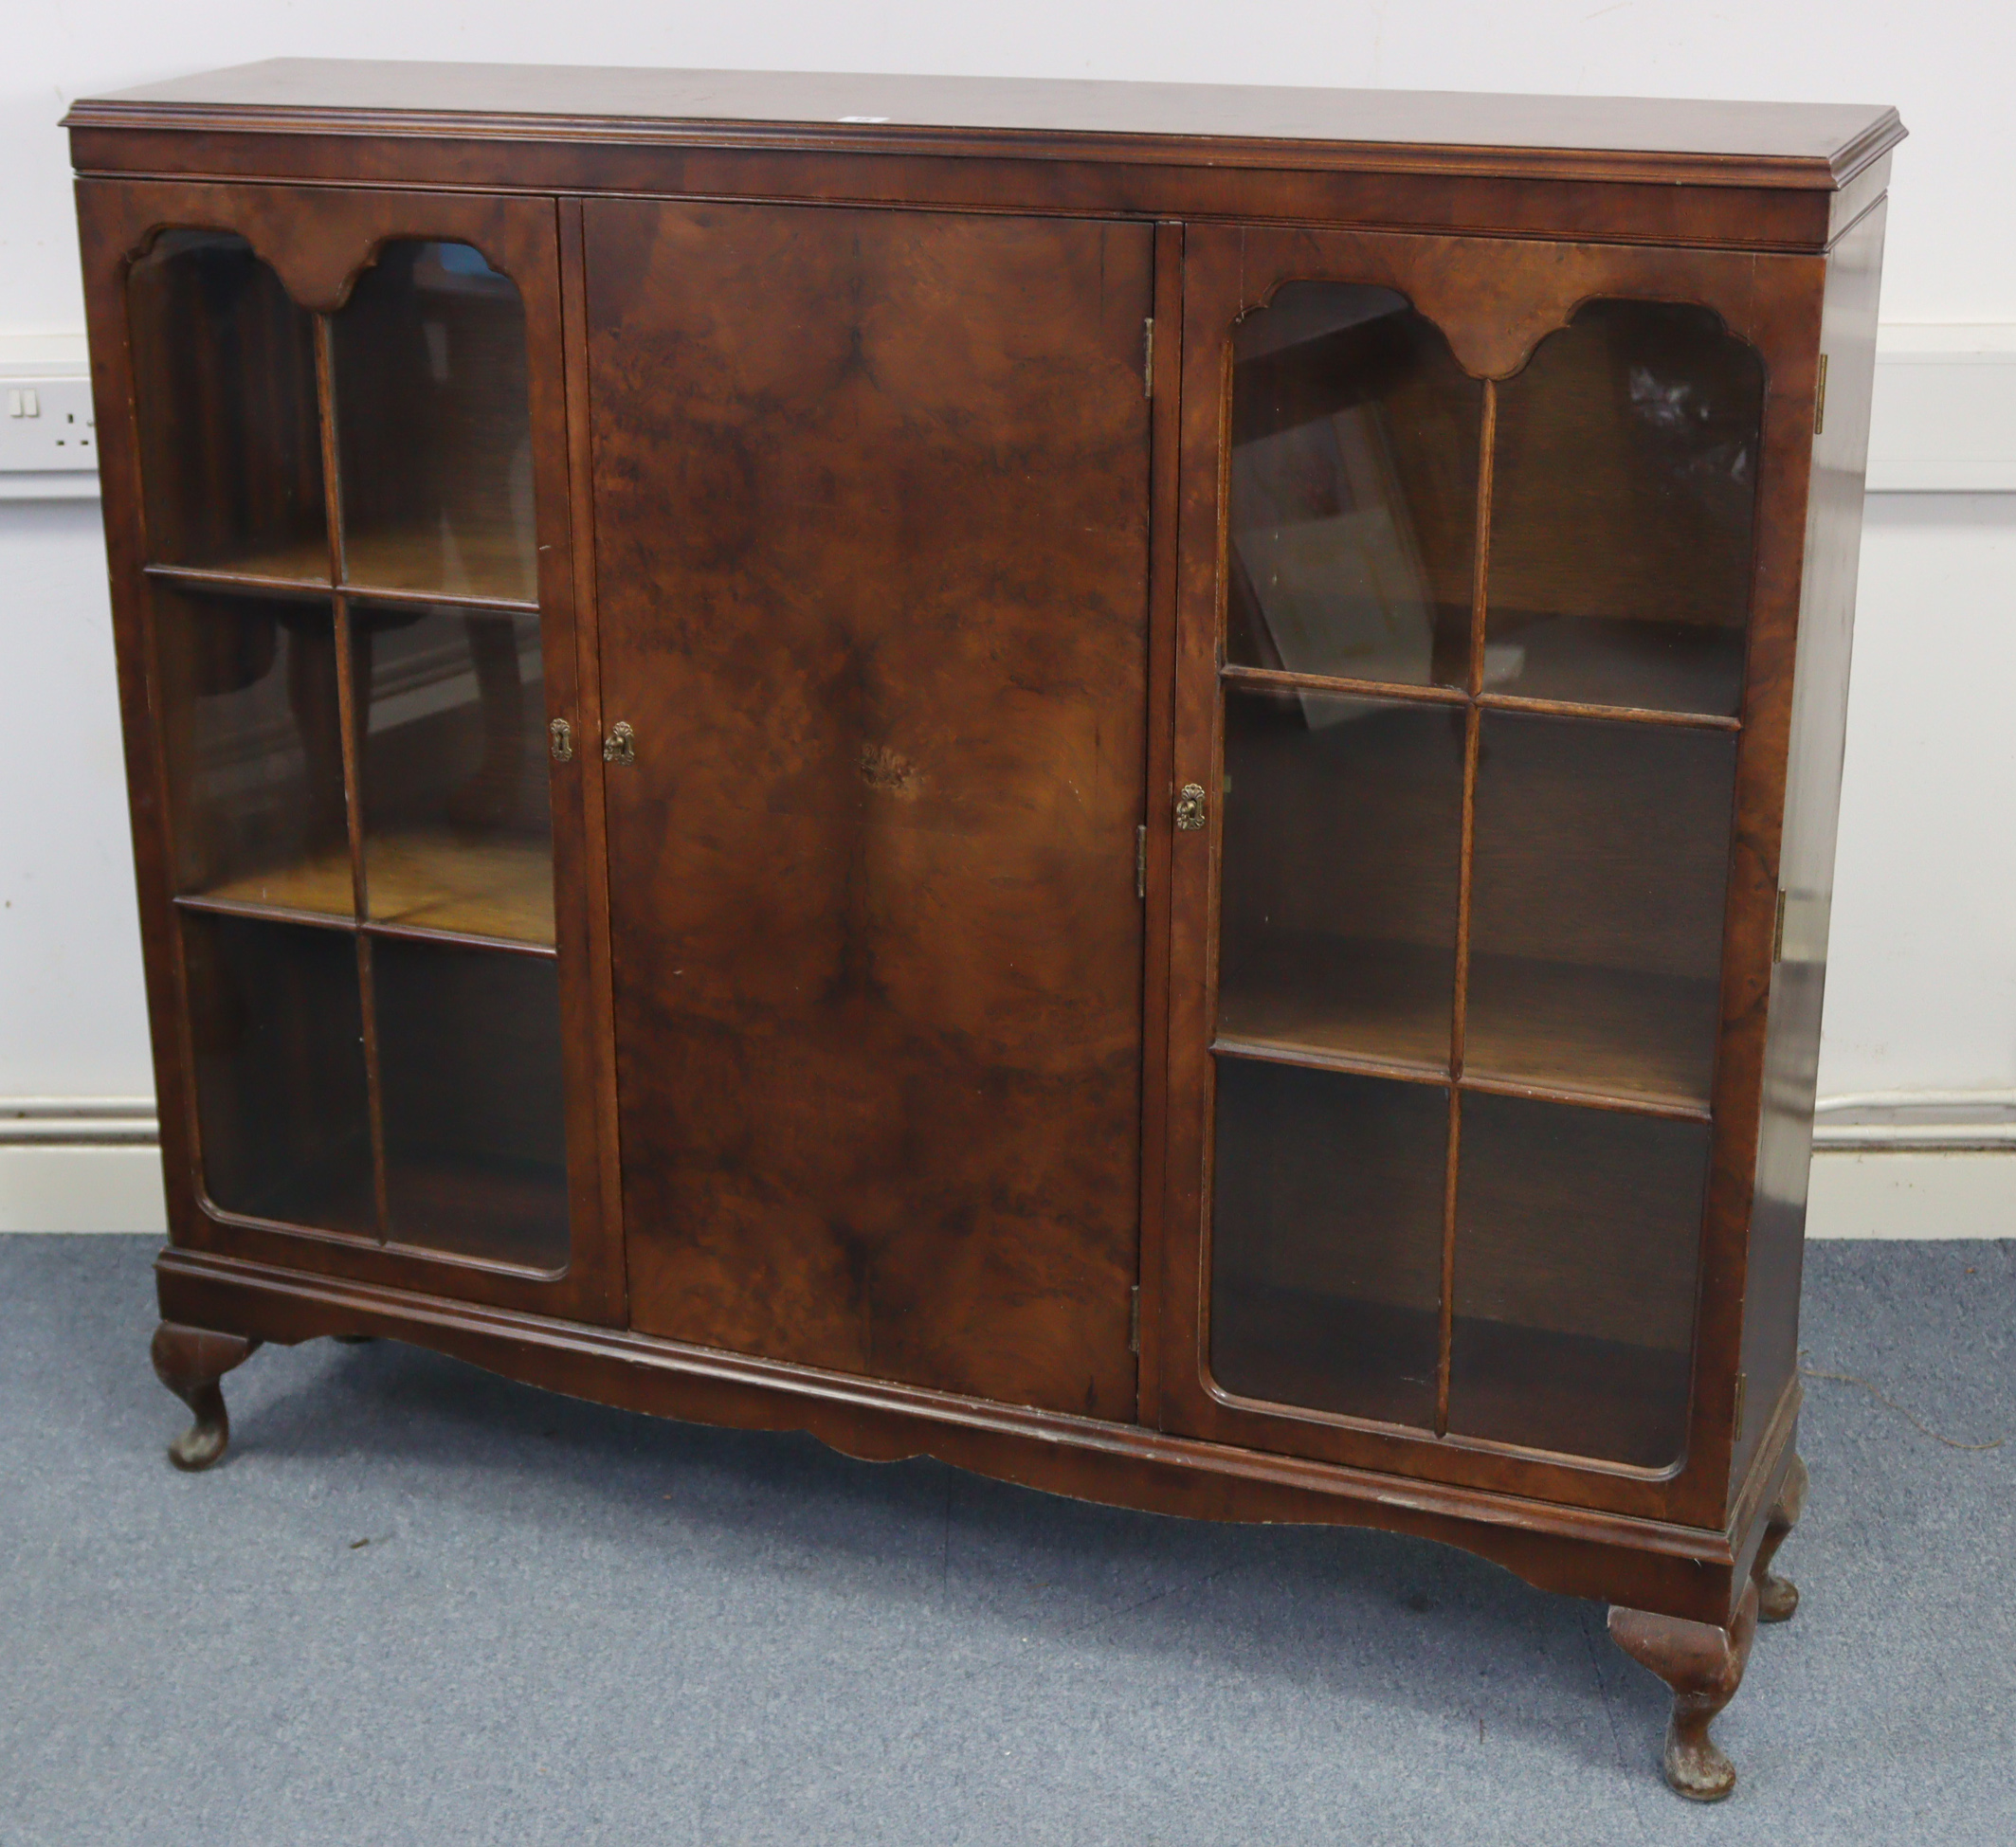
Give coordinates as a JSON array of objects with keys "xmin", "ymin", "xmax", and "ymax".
[
  {"xmin": 589, "ymin": 199, "xmax": 1153, "ymax": 1417},
  {"xmin": 1735, "ymin": 201, "xmax": 1888, "ymax": 1490},
  {"xmin": 1609, "ymin": 1582, "xmax": 1760, "ymax": 1801},
  {"xmin": 77, "ymin": 175, "xmax": 623, "ymax": 1326},
  {"xmin": 68, "ymin": 60, "xmax": 1902, "ymax": 188},
  {"xmin": 1753, "ymin": 1451, "xmax": 1808, "ymax": 1622},
  {"xmin": 1135, "ymin": 219, "xmax": 1185, "ymax": 1429},
  {"xmin": 1162, "ymin": 219, "xmax": 1830, "ymax": 1526},
  {"xmin": 154, "ymin": 1240, "xmax": 1769, "ymax": 1628},
  {"xmin": 76, "ymin": 72, "xmax": 1887, "ymax": 1786},
  {"xmin": 150, "ymin": 1319, "xmax": 262, "ymax": 1469}
]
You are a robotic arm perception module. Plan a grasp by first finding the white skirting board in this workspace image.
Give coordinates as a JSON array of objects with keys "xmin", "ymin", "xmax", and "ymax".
[
  {"xmin": 1, "ymin": 1139, "xmax": 2009, "ymax": 1240},
  {"xmin": 0, "ymin": 1146, "xmax": 167, "ymax": 1233}
]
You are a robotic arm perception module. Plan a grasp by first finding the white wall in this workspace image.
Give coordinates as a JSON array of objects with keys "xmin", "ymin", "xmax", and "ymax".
[
  {"xmin": 3, "ymin": 4, "xmax": 2014, "ymax": 1227},
  {"xmin": 6, "ymin": 2, "xmax": 2014, "ymax": 327}
]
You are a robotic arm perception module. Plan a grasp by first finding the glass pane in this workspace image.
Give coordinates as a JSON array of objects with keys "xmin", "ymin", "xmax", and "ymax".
[
  {"xmin": 356, "ymin": 602, "xmax": 554, "ymax": 945},
  {"xmin": 1466, "ymin": 713, "xmax": 1736, "ymax": 1111},
  {"xmin": 334, "ymin": 241, "xmax": 536, "ymax": 603},
  {"xmin": 1486, "ymin": 299, "xmax": 1765, "ymax": 716},
  {"xmin": 182, "ymin": 913, "xmax": 374, "ymax": 1234},
  {"xmin": 1227, "ymin": 283, "xmax": 1481, "ymax": 688},
  {"xmin": 1451, "ymin": 1093, "xmax": 1708, "ymax": 1467},
  {"xmin": 127, "ymin": 230, "xmax": 327, "ymax": 579},
  {"xmin": 373, "ymin": 938, "xmax": 569, "ymax": 1270},
  {"xmin": 155, "ymin": 587, "xmax": 354, "ymax": 915},
  {"xmin": 1211, "ymin": 1060, "xmax": 1445, "ymax": 1428},
  {"xmin": 1218, "ymin": 687, "xmax": 1464, "ymax": 1075}
]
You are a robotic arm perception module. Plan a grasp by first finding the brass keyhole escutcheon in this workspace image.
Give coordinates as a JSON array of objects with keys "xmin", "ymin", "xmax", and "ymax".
[
  {"xmin": 1174, "ymin": 783, "xmax": 1208, "ymax": 831},
  {"xmin": 548, "ymin": 717, "xmax": 574, "ymax": 763},
  {"xmin": 603, "ymin": 720, "xmax": 637, "ymax": 767}
]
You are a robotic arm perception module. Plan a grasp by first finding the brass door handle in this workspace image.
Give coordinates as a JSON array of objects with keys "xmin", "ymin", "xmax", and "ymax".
[
  {"xmin": 1174, "ymin": 783, "xmax": 1208, "ymax": 831},
  {"xmin": 604, "ymin": 721, "xmax": 636, "ymax": 767}
]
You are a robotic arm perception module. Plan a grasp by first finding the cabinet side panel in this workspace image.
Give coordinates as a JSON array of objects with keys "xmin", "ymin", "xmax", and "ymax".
[{"xmin": 1736, "ymin": 199, "xmax": 1888, "ymax": 1486}]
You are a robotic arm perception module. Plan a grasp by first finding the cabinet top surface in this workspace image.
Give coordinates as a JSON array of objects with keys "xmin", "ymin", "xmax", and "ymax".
[{"xmin": 69, "ymin": 59, "xmax": 1901, "ymax": 188}]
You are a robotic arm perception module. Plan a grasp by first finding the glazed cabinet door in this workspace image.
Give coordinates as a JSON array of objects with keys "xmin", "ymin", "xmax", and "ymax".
[
  {"xmin": 588, "ymin": 201, "xmax": 1153, "ymax": 1417},
  {"xmin": 1157, "ymin": 224, "xmax": 1825, "ymax": 1523},
  {"xmin": 80, "ymin": 180, "xmax": 620, "ymax": 1323}
]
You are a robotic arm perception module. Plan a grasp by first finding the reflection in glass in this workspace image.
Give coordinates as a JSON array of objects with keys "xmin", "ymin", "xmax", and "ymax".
[
  {"xmin": 1486, "ymin": 299, "xmax": 1765, "ymax": 716},
  {"xmin": 155, "ymin": 587, "xmax": 354, "ymax": 915},
  {"xmin": 357, "ymin": 602, "xmax": 554, "ymax": 945},
  {"xmin": 1450, "ymin": 1092, "xmax": 1708, "ymax": 1467},
  {"xmin": 1211, "ymin": 1060, "xmax": 1446, "ymax": 1428},
  {"xmin": 1218, "ymin": 687, "xmax": 1464, "ymax": 1074},
  {"xmin": 1466, "ymin": 712, "xmax": 1736, "ymax": 1111},
  {"xmin": 183, "ymin": 913, "xmax": 374, "ymax": 1234},
  {"xmin": 374, "ymin": 938, "xmax": 570, "ymax": 1270},
  {"xmin": 334, "ymin": 241, "xmax": 536, "ymax": 603},
  {"xmin": 127, "ymin": 230, "xmax": 327, "ymax": 579},
  {"xmin": 1227, "ymin": 283, "xmax": 1481, "ymax": 689}
]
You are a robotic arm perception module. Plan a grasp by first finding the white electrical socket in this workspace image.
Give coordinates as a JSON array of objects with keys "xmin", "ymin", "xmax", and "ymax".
[{"xmin": 0, "ymin": 376, "xmax": 98, "ymax": 474}]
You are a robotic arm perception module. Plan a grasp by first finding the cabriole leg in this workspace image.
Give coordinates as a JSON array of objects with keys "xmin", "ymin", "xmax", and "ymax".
[
  {"xmin": 1753, "ymin": 1452, "xmax": 1809, "ymax": 1623},
  {"xmin": 1607, "ymin": 1579, "xmax": 1759, "ymax": 1802},
  {"xmin": 150, "ymin": 1322, "xmax": 263, "ymax": 1472}
]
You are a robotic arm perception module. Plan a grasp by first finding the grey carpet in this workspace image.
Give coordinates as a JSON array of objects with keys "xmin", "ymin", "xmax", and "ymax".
[{"xmin": 1, "ymin": 1235, "xmax": 2009, "ymax": 1847}]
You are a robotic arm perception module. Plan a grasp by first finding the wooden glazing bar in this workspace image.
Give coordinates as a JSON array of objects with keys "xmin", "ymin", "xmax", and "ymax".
[
  {"xmin": 170, "ymin": 892, "xmax": 356, "ymax": 933},
  {"xmin": 1208, "ymin": 1037, "xmax": 1713, "ymax": 1122},
  {"xmin": 339, "ymin": 581, "xmax": 540, "ymax": 617},
  {"xmin": 1210, "ymin": 1036, "xmax": 1449, "ymax": 1088},
  {"xmin": 354, "ymin": 932, "xmax": 392, "ymax": 1242},
  {"xmin": 143, "ymin": 562, "xmax": 331, "ymax": 598},
  {"xmin": 1478, "ymin": 691, "xmax": 1743, "ymax": 733},
  {"xmin": 1217, "ymin": 661, "xmax": 1468, "ymax": 707},
  {"xmin": 1438, "ymin": 376, "xmax": 1498, "ymax": 1439},
  {"xmin": 314, "ymin": 313, "xmax": 391, "ymax": 1245},
  {"xmin": 1456, "ymin": 1069, "xmax": 1713, "ymax": 1123},
  {"xmin": 358, "ymin": 916, "xmax": 558, "ymax": 959}
]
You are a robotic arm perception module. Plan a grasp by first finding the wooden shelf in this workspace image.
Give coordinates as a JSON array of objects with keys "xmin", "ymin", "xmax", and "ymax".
[
  {"xmin": 175, "ymin": 829, "xmax": 554, "ymax": 950},
  {"xmin": 385, "ymin": 1152, "xmax": 570, "ymax": 1273},
  {"xmin": 1479, "ymin": 614, "xmax": 1745, "ymax": 725},
  {"xmin": 1218, "ymin": 935, "xmax": 1453, "ymax": 1080},
  {"xmin": 1464, "ymin": 954, "xmax": 1716, "ymax": 1116},
  {"xmin": 1211, "ymin": 1283, "xmax": 1440, "ymax": 1432},
  {"xmin": 1211, "ymin": 1283, "xmax": 1690, "ymax": 1469},
  {"xmin": 146, "ymin": 520, "xmax": 538, "ymax": 613},
  {"xmin": 1449, "ymin": 1313, "xmax": 1692, "ymax": 1469},
  {"xmin": 343, "ymin": 520, "xmax": 538, "ymax": 609},
  {"xmin": 1221, "ymin": 658, "xmax": 1740, "ymax": 733},
  {"xmin": 182, "ymin": 850, "xmax": 354, "ymax": 921},
  {"xmin": 363, "ymin": 829, "xmax": 554, "ymax": 947},
  {"xmin": 1214, "ymin": 935, "xmax": 1716, "ymax": 1116}
]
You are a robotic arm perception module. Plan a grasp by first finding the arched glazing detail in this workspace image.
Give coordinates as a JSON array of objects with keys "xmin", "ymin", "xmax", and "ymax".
[
  {"xmin": 1485, "ymin": 299, "xmax": 1766, "ymax": 717},
  {"xmin": 1226, "ymin": 283, "xmax": 1484, "ymax": 689}
]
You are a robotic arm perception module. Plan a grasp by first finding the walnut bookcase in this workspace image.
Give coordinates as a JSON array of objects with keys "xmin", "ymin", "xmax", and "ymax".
[{"xmin": 68, "ymin": 61, "xmax": 1899, "ymax": 1800}]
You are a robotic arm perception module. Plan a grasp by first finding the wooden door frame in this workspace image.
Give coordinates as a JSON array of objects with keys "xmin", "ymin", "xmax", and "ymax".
[
  {"xmin": 78, "ymin": 175, "xmax": 624, "ymax": 1326},
  {"xmin": 1155, "ymin": 221, "xmax": 1826, "ymax": 1529}
]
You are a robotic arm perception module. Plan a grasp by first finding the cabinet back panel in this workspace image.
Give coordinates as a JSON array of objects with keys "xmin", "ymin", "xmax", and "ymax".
[{"xmin": 590, "ymin": 200, "xmax": 1153, "ymax": 1418}]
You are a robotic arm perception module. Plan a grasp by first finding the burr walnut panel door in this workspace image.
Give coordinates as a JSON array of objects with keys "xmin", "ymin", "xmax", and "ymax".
[{"xmin": 588, "ymin": 201, "xmax": 1153, "ymax": 1418}]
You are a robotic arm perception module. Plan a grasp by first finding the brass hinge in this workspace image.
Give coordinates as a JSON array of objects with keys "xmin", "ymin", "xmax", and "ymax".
[
  {"xmin": 1135, "ymin": 824, "xmax": 1148, "ymax": 898},
  {"xmin": 1734, "ymin": 1371, "xmax": 1748, "ymax": 1436},
  {"xmin": 1143, "ymin": 317, "xmax": 1155, "ymax": 398},
  {"xmin": 1772, "ymin": 890, "xmax": 1788, "ymax": 963},
  {"xmin": 1814, "ymin": 353, "xmax": 1829, "ymax": 435},
  {"xmin": 1129, "ymin": 1285, "xmax": 1141, "ymax": 1355}
]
